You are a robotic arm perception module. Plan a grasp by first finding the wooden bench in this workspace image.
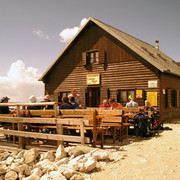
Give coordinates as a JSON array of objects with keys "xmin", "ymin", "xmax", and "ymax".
[
  {"xmin": 123, "ymin": 108, "xmax": 140, "ymax": 133},
  {"xmin": 59, "ymin": 109, "xmax": 104, "ymax": 148},
  {"xmin": 97, "ymin": 109, "xmax": 124, "ymax": 144}
]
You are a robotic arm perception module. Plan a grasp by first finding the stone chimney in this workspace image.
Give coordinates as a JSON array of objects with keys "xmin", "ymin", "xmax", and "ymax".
[{"xmin": 155, "ymin": 40, "xmax": 159, "ymax": 50}]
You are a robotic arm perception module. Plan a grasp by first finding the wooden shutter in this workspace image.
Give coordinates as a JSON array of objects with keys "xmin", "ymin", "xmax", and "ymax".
[
  {"xmin": 82, "ymin": 52, "xmax": 87, "ymax": 66},
  {"xmin": 99, "ymin": 49, "xmax": 105, "ymax": 64}
]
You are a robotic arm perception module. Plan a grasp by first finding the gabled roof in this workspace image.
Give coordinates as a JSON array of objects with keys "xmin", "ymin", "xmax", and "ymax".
[{"xmin": 39, "ymin": 17, "xmax": 180, "ymax": 81}]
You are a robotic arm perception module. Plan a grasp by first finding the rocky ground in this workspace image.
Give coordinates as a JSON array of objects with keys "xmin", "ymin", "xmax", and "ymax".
[{"xmin": 0, "ymin": 123, "xmax": 179, "ymax": 180}]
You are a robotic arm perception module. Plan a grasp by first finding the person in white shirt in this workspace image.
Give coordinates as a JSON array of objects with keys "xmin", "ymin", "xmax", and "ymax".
[{"xmin": 126, "ymin": 95, "xmax": 138, "ymax": 108}]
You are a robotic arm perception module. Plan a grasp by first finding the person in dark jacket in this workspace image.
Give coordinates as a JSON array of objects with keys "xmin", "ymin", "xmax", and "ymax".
[
  {"xmin": 0, "ymin": 96, "xmax": 10, "ymax": 114},
  {"xmin": 0, "ymin": 96, "xmax": 14, "ymax": 127},
  {"xmin": 59, "ymin": 96, "xmax": 74, "ymax": 109},
  {"xmin": 69, "ymin": 96, "xmax": 79, "ymax": 109}
]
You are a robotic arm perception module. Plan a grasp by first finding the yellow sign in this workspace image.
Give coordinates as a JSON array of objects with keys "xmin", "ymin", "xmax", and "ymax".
[
  {"xmin": 87, "ymin": 74, "xmax": 100, "ymax": 85},
  {"xmin": 136, "ymin": 90, "xmax": 143, "ymax": 98},
  {"xmin": 147, "ymin": 92, "xmax": 158, "ymax": 106}
]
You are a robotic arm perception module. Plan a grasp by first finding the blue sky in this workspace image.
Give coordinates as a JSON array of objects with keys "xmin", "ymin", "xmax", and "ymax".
[{"xmin": 0, "ymin": 0, "xmax": 180, "ymax": 102}]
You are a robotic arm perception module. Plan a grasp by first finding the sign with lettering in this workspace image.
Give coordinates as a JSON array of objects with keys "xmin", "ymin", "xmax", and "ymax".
[
  {"xmin": 87, "ymin": 74, "xmax": 100, "ymax": 85},
  {"xmin": 136, "ymin": 90, "xmax": 143, "ymax": 98},
  {"xmin": 148, "ymin": 80, "xmax": 158, "ymax": 88},
  {"xmin": 147, "ymin": 92, "xmax": 158, "ymax": 106}
]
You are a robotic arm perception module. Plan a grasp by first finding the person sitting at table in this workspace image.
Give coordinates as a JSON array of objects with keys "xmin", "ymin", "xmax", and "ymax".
[
  {"xmin": 42, "ymin": 95, "xmax": 53, "ymax": 110},
  {"xmin": 143, "ymin": 100, "xmax": 154, "ymax": 116},
  {"xmin": 27, "ymin": 95, "xmax": 41, "ymax": 110},
  {"xmin": 126, "ymin": 95, "xmax": 138, "ymax": 108},
  {"xmin": 109, "ymin": 97, "xmax": 123, "ymax": 110},
  {"xmin": 99, "ymin": 99, "xmax": 110, "ymax": 109},
  {"xmin": 0, "ymin": 96, "xmax": 15, "ymax": 125},
  {"xmin": 59, "ymin": 96, "xmax": 74, "ymax": 109},
  {"xmin": 69, "ymin": 96, "xmax": 79, "ymax": 109}
]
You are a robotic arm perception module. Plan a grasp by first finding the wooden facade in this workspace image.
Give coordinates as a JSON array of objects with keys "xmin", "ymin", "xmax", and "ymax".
[{"xmin": 40, "ymin": 17, "xmax": 180, "ymax": 121}]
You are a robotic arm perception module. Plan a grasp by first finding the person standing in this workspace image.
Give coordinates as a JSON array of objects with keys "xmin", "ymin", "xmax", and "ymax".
[
  {"xmin": 126, "ymin": 95, "xmax": 138, "ymax": 108},
  {"xmin": 68, "ymin": 89, "xmax": 83, "ymax": 107}
]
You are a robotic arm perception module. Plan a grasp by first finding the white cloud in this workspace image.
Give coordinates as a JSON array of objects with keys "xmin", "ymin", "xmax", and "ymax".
[
  {"xmin": 33, "ymin": 29, "xmax": 50, "ymax": 40},
  {"xmin": 0, "ymin": 60, "xmax": 44, "ymax": 102},
  {"xmin": 59, "ymin": 18, "xmax": 88, "ymax": 43}
]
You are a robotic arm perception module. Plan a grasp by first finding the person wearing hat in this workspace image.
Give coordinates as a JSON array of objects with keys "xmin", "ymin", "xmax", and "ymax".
[
  {"xmin": 27, "ymin": 95, "xmax": 41, "ymax": 110},
  {"xmin": 126, "ymin": 95, "xmax": 138, "ymax": 108},
  {"xmin": 0, "ymin": 96, "xmax": 10, "ymax": 114},
  {"xmin": 42, "ymin": 95, "xmax": 53, "ymax": 109}
]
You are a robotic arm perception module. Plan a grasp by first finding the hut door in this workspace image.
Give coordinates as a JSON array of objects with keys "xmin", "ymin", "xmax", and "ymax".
[{"xmin": 87, "ymin": 87, "xmax": 100, "ymax": 107}]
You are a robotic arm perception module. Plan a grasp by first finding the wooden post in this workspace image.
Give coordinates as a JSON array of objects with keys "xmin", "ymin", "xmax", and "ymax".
[
  {"xmin": 92, "ymin": 109, "xmax": 97, "ymax": 147},
  {"xmin": 80, "ymin": 120, "xmax": 85, "ymax": 144},
  {"xmin": 17, "ymin": 105, "xmax": 25, "ymax": 149},
  {"xmin": 56, "ymin": 124, "xmax": 64, "ymax": 146}
]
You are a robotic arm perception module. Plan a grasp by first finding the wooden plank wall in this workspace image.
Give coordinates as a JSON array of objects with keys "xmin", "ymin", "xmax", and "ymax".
[
  {"xmin": 160, "ymin": 73, "xmax": 180, "ymax": 121},
  {"xmin": 44, "ymin": 23, "xmax": 159, "ymax": 107}
]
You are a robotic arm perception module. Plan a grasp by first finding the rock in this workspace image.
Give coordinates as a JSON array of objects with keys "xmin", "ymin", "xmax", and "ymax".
[
  {"xmin": 0, "ymin": 175, "xmax": 5, "ymax": 180},
  {"xmin": 92, "ymin": 150, "xmax": 109, "ymax": 161},
  {"xmin": 2, "ymin": 152, "xmax": 10, "ymax": 161},
  {"xmin": 40, "ymin": 151, "xmax": 55, "ymax": 162},
  {"xmin": 22, "ymin": 174, "xmax": 40, "ymax": 180},
  {"xmin": 36, "ymin": 159, "xmax": 56, "ymax": 173},
  {"xmin": 77, "ymin": 157, "xmax": 97, "ymax": 172},
  {"xmin": 19, "ymin": 172, "xmax": 25, "ymax": 180},
  {"xmin": 70, "ymin": 174, "xmax": 84, "ymax": 180},
  {"xmin": 16, "ymin": 151, "xmax": 24, "ymax": 159},
  {"xmin": 10, "ymin": 163, "xmax": 20, "ymax": 173},
  {"xmin": 19, "ymin": 164, "xmax": 29, "ymax": 174},
  {"xmin": 40, "ymin": 174, "xmax": 49, "ymax": 180},
  {"xmin": 55, "ymin": 157, "xmax": 69, "ymax": 166},
  {"xmin": 68, "ymin": 148, "xmax": 85, "ymax": 157},
  {"xmin": 23, "ymin": 149, "xmax": 39, "ymax": 164},
  {"xmin": 55, "ymin": 145, "xmax": 67, "ymax": 161},
  {"xmin": 68, "ymin": 155, "xmax": 84, "ymax": 169},
  {"xmin": 49, "ymin": 171, "xmax": 66, "ymax": 180},
  {"xmin": 109, "ymin": 152, "xmax": 123, "ymax": 162},
  {"xmin": 6, "ymin": 157, "xmax": 14, "ymax": 166},
  {"xmin": 0, "ymin": 166, "xmax": 7, "ymax": 175},
  {"xmin": 31, "ymin": 168, "xmax": 43, "ymax": 177},
  {"xmin": 4, "ymin": 170, "xmax": 18, "ymax": 180},
  {"xmin": 58, "ymin": 166, "xmax": 75, "ymax": 179}
]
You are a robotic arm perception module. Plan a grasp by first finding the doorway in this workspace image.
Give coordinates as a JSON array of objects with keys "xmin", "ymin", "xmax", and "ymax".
[{"xmin": 86, "ymin": 87, "xmax": 100, "ymax": 107}]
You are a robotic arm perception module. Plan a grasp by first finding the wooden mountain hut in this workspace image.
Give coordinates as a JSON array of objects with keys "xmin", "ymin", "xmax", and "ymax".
[{"xmin": 39, "ymin": 17, "xmax": 180, "ymax": 121}]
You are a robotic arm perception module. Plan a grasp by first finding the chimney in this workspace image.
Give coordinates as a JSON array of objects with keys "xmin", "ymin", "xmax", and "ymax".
[{"xmin": 155, "ymin": 40, "xmax": 159, "ymax": 50}]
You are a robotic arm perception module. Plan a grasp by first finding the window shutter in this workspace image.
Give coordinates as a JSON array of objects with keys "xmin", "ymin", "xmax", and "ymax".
[
  {"xmin": 82, "ymin": 52, "xmax": 87, "ymax": 66},
  {"xmin": 99, "ymin": 49, "xmax": 105, "ymax": 64}
]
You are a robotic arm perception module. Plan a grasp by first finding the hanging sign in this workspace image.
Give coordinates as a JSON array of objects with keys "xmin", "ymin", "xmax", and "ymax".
[
  {"xmin": 147, "ymin": 92, "xmax": 158, "ymax": 106},
  {"xmin": 148, "ymin": 80, "xmax": 158, "ymax": 88},
  {"xmin": 86, "ymin": 73, "xmax": 100, "ymax": 85},
  {"xmin": 136, "ymin": 90, "xmax": 143, "ymax": 98}
]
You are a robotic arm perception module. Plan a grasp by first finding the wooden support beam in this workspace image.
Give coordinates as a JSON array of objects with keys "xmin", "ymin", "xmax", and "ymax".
[
  {"xmin": 0, "ymin": 129, "xmax": 90, "ymax": 143},
  {"xmin": 80, "ymin": 120, "xmax": 85, "ymax": 144}
]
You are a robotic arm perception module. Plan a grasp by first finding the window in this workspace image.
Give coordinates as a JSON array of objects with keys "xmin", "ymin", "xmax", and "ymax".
[
  {"xmin": 117, "ymin": 90, "xmax": 135, "ymax": 106},
  {"xmin": 89, "ymin": 51, "xmax": 99, "ymax": 64},
  {"xmin": 82, "ymin": 50, "xmax": 105, "ymax": 66},
  {"xmin": 171, "ymin": 90, "xmax": 177, "ymax": 107},
  {"xmin": 58, "ymin": 91, "xmax": 71, "ymax": 103}
]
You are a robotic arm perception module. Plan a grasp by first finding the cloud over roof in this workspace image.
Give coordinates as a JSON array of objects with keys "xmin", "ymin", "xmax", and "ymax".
[{"xmin": 0, "ymin": 60, "xmax": 44, "ymax": 102}]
